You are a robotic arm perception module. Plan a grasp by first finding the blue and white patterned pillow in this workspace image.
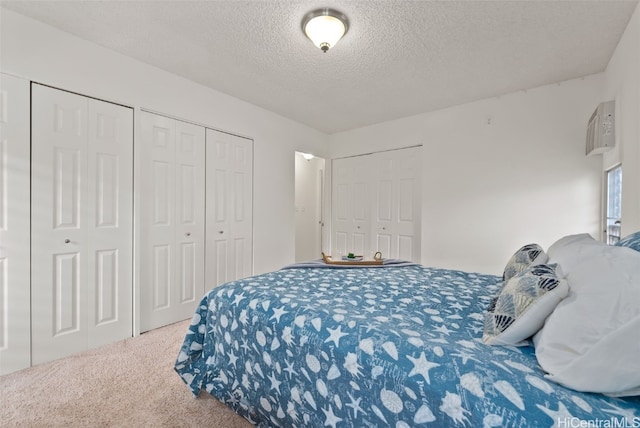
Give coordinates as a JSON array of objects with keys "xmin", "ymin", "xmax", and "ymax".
[
  {"xmin": 503, "ymin": 243, "xmax": 548, "ymax": 281},
  {"xmin": 615, "ymin": 231, "xmax": 640, "ymax": 252},
  {"xmin": 483, "ymin": 263, "xmax": 568, "ymax": 346}
]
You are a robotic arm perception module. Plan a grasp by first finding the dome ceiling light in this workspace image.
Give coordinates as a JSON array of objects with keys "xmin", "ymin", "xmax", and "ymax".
[{"xmin": 302, "ymin": 8, "xmax": 349, "ymax": 53}]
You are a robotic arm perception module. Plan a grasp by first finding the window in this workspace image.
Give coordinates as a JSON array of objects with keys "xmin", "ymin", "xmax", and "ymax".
[{"xmin": 605, "ymin": 165, "xmax": 622, "ymax": 244}]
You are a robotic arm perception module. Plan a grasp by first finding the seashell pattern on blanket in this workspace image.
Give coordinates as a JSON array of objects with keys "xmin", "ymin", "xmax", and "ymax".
[{"xmin": 175, "ymin": 266, "xmax": 640, "ymax": 427}]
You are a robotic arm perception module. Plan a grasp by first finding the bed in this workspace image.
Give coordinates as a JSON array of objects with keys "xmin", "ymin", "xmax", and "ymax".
[{"xmin": 175, "ymin": 235, "xmax": 640, "ymax": 427}]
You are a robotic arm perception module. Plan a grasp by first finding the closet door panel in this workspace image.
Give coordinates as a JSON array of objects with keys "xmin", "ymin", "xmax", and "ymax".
[
  {"xmin": 139, "ymin": 112, "xmax": 205, "ymax": 332},
  {"xmin": 0, "ymin": 74, "xmax": 31, "ymax": 375},
  {"xmin": 174, "ymin": 121, "xmax": 205, "ymax": 311},
  {"xmin": 206, "ymin": 129, "xmax": 253, "ymax": 286},
  {"xmin": 31, "ymin": 84, "xmax": 89, "ymax": 365},
  {"xmin": 210, "ymin": 161, "xmax": 230, "ymax": 284},
  {"xmin": 331, "ymin": 156, "xmax": 371, "ymax": 256},
  {"xmin": 213, "ymin": 240, "xmax": 229, "ymax": 286},
  {"xmin": 373, "ymin": 153, "xmax": 396, "ymax": 256},
  {"xmin": 86, "ymin": 98, "xmax": 133, "ymax": 348},
  {"xmin": 140, "ymin": 112, "xmax": 175, "ymax": 331},
  {"xmin": 398, "ymin": 235, "xmax": 414, "ymax": 261},
  {"xmin": 394, "ymin": 149, "xmax": 421, "ymax": 261},
  {"xmin": 230, "ymin": 137, "xmax": 253, "ymax": 280}
]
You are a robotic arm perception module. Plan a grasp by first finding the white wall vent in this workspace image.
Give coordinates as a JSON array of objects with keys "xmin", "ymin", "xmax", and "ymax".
[{"xmin": 586, "ymin": 101, "xmax": 615, "ymax": 156}]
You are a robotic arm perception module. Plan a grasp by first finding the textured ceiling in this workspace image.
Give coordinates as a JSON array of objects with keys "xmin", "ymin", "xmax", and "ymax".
[{"xmin": 2, "ymin": 0, "xmax": 638, "ymax": 134}]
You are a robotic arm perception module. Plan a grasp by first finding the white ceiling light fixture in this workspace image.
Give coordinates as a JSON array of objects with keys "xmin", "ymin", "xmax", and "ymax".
[{"xmin": 302, "ymin": 8, "xmax": 349, "ymax": 53}]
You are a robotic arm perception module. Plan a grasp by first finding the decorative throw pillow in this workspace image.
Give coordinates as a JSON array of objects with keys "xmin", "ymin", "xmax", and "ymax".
[
  {"xmin": 615, "ymin": 231, "xmax": 640, "ymax": 252},
  {"xmin": 483, "ymin": 263, "xmax": 568, "ymax": 346},
  {"xmin": 503, "ymin": 243, "xmax": 548, "ymax": 281}
]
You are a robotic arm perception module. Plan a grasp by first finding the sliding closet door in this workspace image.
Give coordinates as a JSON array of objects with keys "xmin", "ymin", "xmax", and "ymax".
[
  {"xmin": 0, "ymin": 73, "xmax": 31, "ymax": 375},
  {"xmin": 139, "ymin": 112, "xmax": 205, "ymax": 332},
  {"xmin": 205, "ymin": 128, "xmax": 253, "ymax": 287},
  {"xmin": 31, "ymin": 84, "xmax": 133, "ymax": 365}
]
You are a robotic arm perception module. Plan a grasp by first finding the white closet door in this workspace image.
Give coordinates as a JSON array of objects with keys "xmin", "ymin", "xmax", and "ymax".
[
  {"xmin": 174, "ymin": 121, "xmax": 205, "ymax": 318},
  {"xmin": 86, "ymin": 98, "xmax": 133, "ymax": 348},
  {"xmin": 371, "ymin": 147, "xmax": 421, "ymax": 261},
  {"xmin": 31, "ymin": 84, "xmax": 133, "ymax": 365},
  {"xmin": 331, "ymin": 147, "xmax": 421, "ymax": 262},
  {"xmin": 139, "ymin": 112, "xmax": 205, "ymax": 332},
  {"xmin": 32, "ymin": 86, "xmax": 89, "ymax": 364},
  {"xmin": 205, "ymin": 128, "xmax": 253, "ymax": 287},
  {"xmin": 331, "ymin": 155, "xmax": 371, "ymax": 257},
  {"xmin": 0, "ymin": 73, "xmax": 31, "ymax": 375}
]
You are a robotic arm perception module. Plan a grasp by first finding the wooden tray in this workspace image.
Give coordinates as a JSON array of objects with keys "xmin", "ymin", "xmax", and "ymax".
[{"xmin": 322, "ymin": 252, "xmax": 383, "ymax": 266}]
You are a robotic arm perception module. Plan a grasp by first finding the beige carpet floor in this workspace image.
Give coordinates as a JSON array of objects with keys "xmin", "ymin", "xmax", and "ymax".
[{"xmin": 0, "ymin": 320, "xmax": 252, "ymax": 428}]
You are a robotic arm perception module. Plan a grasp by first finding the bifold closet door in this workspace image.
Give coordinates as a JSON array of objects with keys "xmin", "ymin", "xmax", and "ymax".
[
  {"xmin": 139, "ymin": 112, "xmax": 205, "ymax": 332},
  {"xmin": 0, "ymin": 73, "xmax": 31, "ymax": 375},
  {"xmin": 331, "ymin": 147, "xmax": 421, "ymax": 262},
  {"xmin": 331, "ymin": 155, "xmax": 372, "ymax": 257},
  {"xmin": 205, "ymin": 128, "xmax": 253, "ymax": 287},
  {"xmin": 371, "ymin": 147, "xmax": 421, "ymax": 262},
  {"xmin": 31, "ymin": 84, "xmax": 133, "ymax": 365}
]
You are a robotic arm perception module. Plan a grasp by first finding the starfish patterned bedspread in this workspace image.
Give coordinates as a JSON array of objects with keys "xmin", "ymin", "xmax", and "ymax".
[{"xmin": 174, "ymin": 265, "xmax": 640, "ymax": 427}]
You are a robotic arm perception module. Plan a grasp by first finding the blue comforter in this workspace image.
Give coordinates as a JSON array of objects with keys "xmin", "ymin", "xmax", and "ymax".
[{"xmin": 175, "ymin": 266, "xmax": 640, "ymax": 427}]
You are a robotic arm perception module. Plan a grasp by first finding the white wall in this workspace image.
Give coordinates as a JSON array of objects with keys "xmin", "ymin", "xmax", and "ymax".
[
  {"xmin": 4, "ymin": 4, "xmax": 637, "ymax": 278},
  {"xmin": 602, "ymin": 3, "xmax": 640, "ymax": 237},
  {"xmin": 1, "ymin": 8, "xmax": 328, "ymax": 275},
  {"xmin": 330, "ymin": 75, "xmax": 604, "ymax": 274}
]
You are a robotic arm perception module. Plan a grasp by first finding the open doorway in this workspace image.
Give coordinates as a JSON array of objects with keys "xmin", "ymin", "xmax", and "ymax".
[{"xmin": 295, "ymin": 152, "xmax": 325, "ymax": 262}]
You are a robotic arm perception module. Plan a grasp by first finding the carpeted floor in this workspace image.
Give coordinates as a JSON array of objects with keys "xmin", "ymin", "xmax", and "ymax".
[{"xmin": 0, "ymin": 320, "xmax": 252, "ymax": 428}]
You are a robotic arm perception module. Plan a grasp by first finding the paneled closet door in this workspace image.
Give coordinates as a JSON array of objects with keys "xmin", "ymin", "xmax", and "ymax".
[
  {"xmin": 331, "ymin": 155, "xmax": 371, "ymax": 257},
  {"xmin": 139, "ymin": 112, "xmax": 205, "ymax": 332},
  {"xmin": 205, "ymin": 128, "xmax": 253, "ymax": 287},
  {"xmin": 86, "ymin": 97, "xmax": 134, "ymax": 348},
  {"xmin": 31, "ymin": 84, "xmax": 133, "ymax": 365},
  {"xmin": 0, "ymin": 73, "xmax": 31, "ymax": 375},
  {"xmin": 331, "ymin": 147, "xmax": 421, "ymax": 262},
  {"xmin": 371, "ymin": 147, "xmax": 421, "ymax": 262},
  {"xmin": 174, "ymin": 121, "xmax": 206, "ymax": 316}
]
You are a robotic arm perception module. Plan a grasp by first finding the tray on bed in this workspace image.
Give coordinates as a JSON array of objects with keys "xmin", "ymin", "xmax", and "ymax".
[{"xmin": 321, "ymin": 251, "xmax": 383, "ymax": 265}]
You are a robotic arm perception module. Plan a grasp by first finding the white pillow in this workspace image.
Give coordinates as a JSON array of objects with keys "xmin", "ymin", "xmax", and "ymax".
[
  {"xmin": 534, "ymin": 234, "xmax": 640, "ymax": 396},
  {"xmin": 483, "ymin": 263, "xmax": 568, "ymax": 346},
  {"xmin": 546, "ymin": 233, "xmax": 603, "ymax": 273}
]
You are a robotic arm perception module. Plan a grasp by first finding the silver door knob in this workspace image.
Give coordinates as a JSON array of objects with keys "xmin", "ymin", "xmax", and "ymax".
[
  {"xmin": 185, "ymin": 232, "xmax": 191, "ymax": 237},
  {"xmin": 64, "ymin": 239, "xmax": 71, "ymax": 244}
]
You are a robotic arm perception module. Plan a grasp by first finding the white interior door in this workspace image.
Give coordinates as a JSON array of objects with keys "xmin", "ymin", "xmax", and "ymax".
[
  {"xmin": 139, "ymin": 112, "xmax": 205, "ymax": 332},
  {"xmin": 0, "ymin": 73, "xmax": 31, "ymax": 374},
  {"xmin": 205, "ymin": 128, "xmax": 253, "ymax": 287},
  {"xmin": 31, "ymin": 84, "xmax": 133, "ymax": 365},
  {"xmin": 331, "ymin": 155, "xmax": 371, "ymax": 257}
]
